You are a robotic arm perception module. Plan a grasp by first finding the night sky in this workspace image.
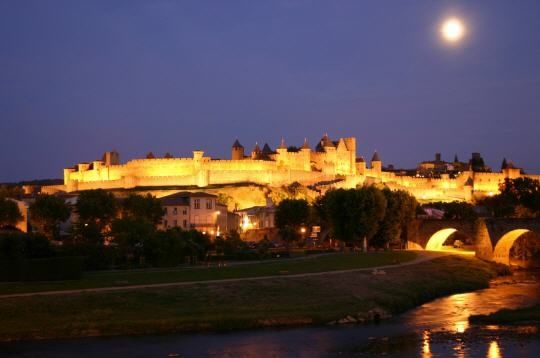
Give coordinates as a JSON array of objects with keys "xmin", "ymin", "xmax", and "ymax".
[{"xmin": 1, "ymin": 1, "xmax": 540, "ymax": 182}]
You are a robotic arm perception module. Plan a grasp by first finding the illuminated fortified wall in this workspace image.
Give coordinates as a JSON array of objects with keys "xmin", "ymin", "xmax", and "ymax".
[{"xmin": 53, "ymin": 135, "xmax": 540, "ymax": 203}]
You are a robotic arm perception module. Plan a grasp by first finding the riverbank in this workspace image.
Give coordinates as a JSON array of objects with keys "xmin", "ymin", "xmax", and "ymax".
[
  {"xmin": 470, "ymin": 303, "xmax": 540, "ymax": 325},
  {"xmin": 0, "ymin": 254, "xmax": 501, "ymax": 342}
]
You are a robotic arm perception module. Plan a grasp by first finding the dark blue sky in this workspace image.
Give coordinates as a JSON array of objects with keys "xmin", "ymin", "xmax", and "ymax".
[{"xmin": 1, "ymin": 0, "xmax": 540, "ymax": 182}]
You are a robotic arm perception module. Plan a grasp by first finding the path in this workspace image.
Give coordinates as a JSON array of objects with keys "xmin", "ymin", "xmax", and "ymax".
[{"xmin": 0, "ymin": 251, "xmax": 453, "ymax": 299}]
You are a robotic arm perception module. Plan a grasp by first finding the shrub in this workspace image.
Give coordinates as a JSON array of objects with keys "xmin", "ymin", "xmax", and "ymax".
[
  {"xmin": 0, "ymin": 256, "xmax": 84, "ymax": 282},
  {"xmin": 0, "ymin": 232, "xmax": 54, "ymax": 260}
]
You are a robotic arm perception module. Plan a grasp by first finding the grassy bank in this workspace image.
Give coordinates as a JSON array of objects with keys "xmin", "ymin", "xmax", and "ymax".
[
  {"xmin": 0, "ymin": 255, "xmax": 500, "ymax": 342},
  {"xmin": 0, "ymin": 251, "xmax": 415, "ymax": 295},
  {"xmin": 469, "ymin": 304, "xmax": 540, "ymax": 325}
]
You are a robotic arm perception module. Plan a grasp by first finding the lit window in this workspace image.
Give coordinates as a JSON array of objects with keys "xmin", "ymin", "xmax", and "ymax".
[{"xmin": 206, "ymin": 199, "xmax": 212, "ymax": 209}]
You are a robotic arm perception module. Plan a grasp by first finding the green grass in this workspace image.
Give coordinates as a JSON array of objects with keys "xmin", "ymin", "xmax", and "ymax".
[
  {"xmin": 469, "ymin": 304, "xmax": 540, "ymax": 325},
  {"xmin": 0, "ymin": 251, "xmax": 416, "ymax": 295},
  {"xmin": 0, "ymin": 255, "xmax": 499, "ymax": 341}
]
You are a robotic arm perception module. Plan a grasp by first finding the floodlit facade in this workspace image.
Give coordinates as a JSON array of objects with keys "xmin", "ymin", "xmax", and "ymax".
[
  {"xmin": 46, "ymin": 134, "xmax": 540, "ymax": 203},
  {"xmin": 158, "ymin": 192, "xmax": 228, "ymax": 237}
]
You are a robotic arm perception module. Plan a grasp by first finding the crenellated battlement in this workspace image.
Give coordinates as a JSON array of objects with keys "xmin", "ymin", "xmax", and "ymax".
[{"xmin": 58, "ymin": 135, "xmax": 539, "ymax": 203}]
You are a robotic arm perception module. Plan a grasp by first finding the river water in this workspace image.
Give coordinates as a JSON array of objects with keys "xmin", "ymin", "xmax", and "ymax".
[{"xmin": 3, "ymin": 271, "xmax": 539, "ymax": 357}]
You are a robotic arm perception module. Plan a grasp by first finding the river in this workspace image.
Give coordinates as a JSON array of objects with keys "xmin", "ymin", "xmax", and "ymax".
[{"xmin": 2, "ymin": 271, "xmax": 539, "ymax": 357}]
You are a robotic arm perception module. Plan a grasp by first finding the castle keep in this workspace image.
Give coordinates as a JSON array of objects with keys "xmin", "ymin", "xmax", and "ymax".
[{"xmin": 54, "ymin": 135, "xmax": 540, "ymax": 203}]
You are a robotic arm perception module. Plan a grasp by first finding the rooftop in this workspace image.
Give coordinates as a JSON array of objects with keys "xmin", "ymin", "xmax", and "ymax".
[{"xmin": 159, "ymin": 191, "xmax": 217, "ymax": 206}]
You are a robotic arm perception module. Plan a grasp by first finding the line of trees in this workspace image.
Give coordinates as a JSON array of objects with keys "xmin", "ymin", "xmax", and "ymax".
[
  {"xmin": 1, "ymin": 190, "xmax": 215, "ymax": 269},
  {"xmin": 275, "ymin": 186, "xmax": 418, "ymax": 250}
]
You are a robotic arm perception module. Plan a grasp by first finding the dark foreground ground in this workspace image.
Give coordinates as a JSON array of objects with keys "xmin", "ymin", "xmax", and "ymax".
[{"xmin": 0, "ymin": 253, "xmax": 503, "ymax": 342}]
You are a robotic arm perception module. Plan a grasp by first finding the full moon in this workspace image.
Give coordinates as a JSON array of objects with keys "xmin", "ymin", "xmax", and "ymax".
[{"xmin": 440, "ymin": 17, "xmax": 465, "ymax": 43}]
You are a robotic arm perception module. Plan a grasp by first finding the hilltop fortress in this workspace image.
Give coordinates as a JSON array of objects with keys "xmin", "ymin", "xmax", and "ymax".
[{"xmin": 52, "ymin": 135, "xmax": 539, "ymax": 203}]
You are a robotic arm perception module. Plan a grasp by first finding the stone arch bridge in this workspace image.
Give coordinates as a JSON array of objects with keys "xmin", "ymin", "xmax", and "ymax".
[{"xmin": 407, "ymin": 218, "xmax": 540, "ymax": 265}]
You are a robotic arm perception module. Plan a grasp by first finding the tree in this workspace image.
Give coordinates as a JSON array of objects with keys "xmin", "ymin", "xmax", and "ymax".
[
  {"xmin": 0, "ymin": 185, "xmax": 23, "ymax": 199},
  {"xmin": 322, "ymin": 187, "xmax": 387, "ymax": 250},
  {"xmin": 76, "ymin": 190, "xmax": 117, "ymax": 227},
  {"xmin": 372, "ymin": 189, "xmax": 417, "ymax": 249},
  {"xmin": 275, "ymin": 199, "xmax": 309, "ymax": 249},
  {"xmin": 0, "ymin": 232, "xmax": 53, "ymax": 260},
  {"xmin": 0, "ymin": 197, "xmax": 23, "ymax": 229},
  {"xmin": 214, "ymin": 230, "xmax": 248, "ymax": 256},
  {"xmin": 355, "ymin": 186, "xmax": 387, "ymax": 250},
  {"xmin": 121, "ymin": 194, "xmax": 164, "ymax": 226},
  {"xmin": 111, "ymin": 218, "xmax": 156, "ymax": 265},
  {"xmin": 479, "ymin": 178, "xmax": 540, "ymax": 218},
  {"xmin": 29, "ymin": 195, "xmax": 71, "ymax": 240},
  {"xmin": 500, "ymin": 177, "xmax": 540, "ymax": 214}
]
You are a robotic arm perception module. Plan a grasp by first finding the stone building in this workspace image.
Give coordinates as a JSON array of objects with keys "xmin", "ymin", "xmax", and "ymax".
[{"xmin": 158, "ymin": 192, "xmax": 231, "ymax": 237}]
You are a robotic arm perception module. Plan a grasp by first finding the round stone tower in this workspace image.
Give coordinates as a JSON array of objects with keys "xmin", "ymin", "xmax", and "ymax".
[{"xmin": 231, "ymin": 139, "xmax": 245, "ymax": 160}]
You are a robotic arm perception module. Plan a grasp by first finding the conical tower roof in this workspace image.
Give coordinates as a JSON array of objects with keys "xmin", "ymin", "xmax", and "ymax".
[
  {"xmin": 321, "ymin": 133, "xmax": 334, "ymax": 147},
  {"xmin": 252, "ymin": 142, "xmax": 261, "ymax": 153},
  {"xmin": 262, "ymin": 143, "xmax": 274, "ymax": 154},
  {"xmin": 316, "ymin": 133, "xmax": 334, "ymax": 152},
  {"xmin": 371, "ymin": 151, "xmax": 381, "ymax": 162},
  {"xmin": 301, "ymin": 138, "xmax": 310, "ymax": 150},
  {"xmin": 501, "ymin": 158, "xmax": 508, "ymax": 170},
  {"xmin": 232, "ymin": 139, "xmax": 244, "ymax": 149}
]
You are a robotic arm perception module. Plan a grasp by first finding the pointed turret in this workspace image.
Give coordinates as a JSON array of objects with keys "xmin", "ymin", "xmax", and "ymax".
[
  {"xmin": 262, "ymin": 143, "xmax": 274, "ymax": 154},
  {"xmin": 146, "ymin": 152, "xmax": 155, "ymax": 159},
  {"xmin": 371, "ymin": 151, "xmax": 382, "ymax": 173},
  {"xmin": 251, "ymin": 142, "xmax": 262, "ymax": 159},
  {"xmin": 260, "ymin": 143, "xmax": 274, "ymax": 160},
  {"xmin": 231, "ymin": 139, "xmax": 245, "ymax": 160},
  {"xmin": 164, "ymin": 152, "xmax": 173, "ymax": 159},
  {"xmin": 278, "ymin": 137, "xmax": 287, "ymax": 150},
  {"xmin": 316, "ymin": 133, "xmax": 334, "ymax": 152},
  {"xmin": 232, "ymin": 139, "xmax": 243, "ymax": 149},
  {"xmin": 501, "ymin": 158, "xmax": 508, "ymax": 170},
  {"xmin": 356, "ymin": 155, "xmax": 366, "ymax": 174},
  {"xmin": 301, "ymin": 138, "xmax": 310, "ymax": 150}
]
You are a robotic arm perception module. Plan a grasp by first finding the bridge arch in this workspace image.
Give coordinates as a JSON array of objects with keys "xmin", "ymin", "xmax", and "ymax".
[
  {"xmin": 492, "ymin": 229, "xmax": 532, "ymax": 265},
  {"xmin": 425, "ymin": 228, "xmax": 458, "ymax": 251}
]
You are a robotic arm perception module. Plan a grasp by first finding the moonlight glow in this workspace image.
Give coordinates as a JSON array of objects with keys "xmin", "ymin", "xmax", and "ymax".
[{"xmin": 441, "ymin": 18, "xmax": 465, "ymax": 43}]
